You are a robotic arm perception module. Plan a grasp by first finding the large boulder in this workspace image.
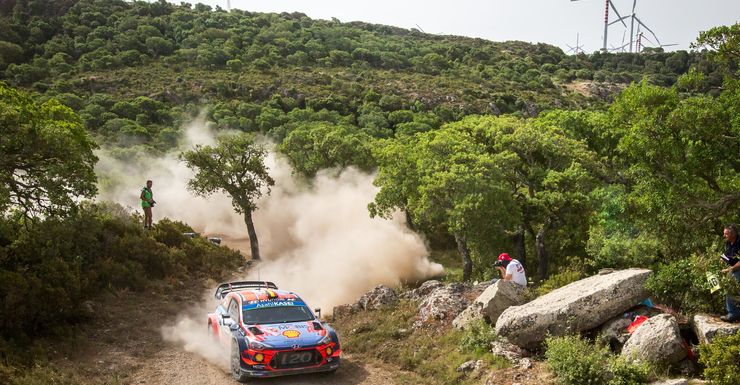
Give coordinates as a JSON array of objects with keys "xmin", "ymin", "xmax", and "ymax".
[
  {"xmin": 453, "ymin": 280, "xmax": 525, "ymax": 329},
  {"xmin": 495, "ymin": 269, "xmax": 651, "ymax": 348},
  {"xmin": 414, "ymin": 283, "xmax": 469, "ymax": 328},
  {"xmin": 358, "ymin": 285, "xmax": 398, "ymax": 310},
  {"xmin": 621, "ymin": 314, "xmax": 687, "ymax": 365},
  {"xmin": 692, "ymin": 314, "xmax": 740, "ymax": 344}
]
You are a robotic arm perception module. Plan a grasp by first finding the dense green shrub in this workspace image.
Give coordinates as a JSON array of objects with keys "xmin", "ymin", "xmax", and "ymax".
[
  {"xmin": 0, "ymin": 203, "xmax": 243, "ymax": 344},
  {"xmin": 645, "ymin": 253, "xmax": 727, "ymax": 314},
  {"xmin": 459, "ymin": 319, "xmax": 497, "ymax": 354},
  {"xmin": 699, "ymin": 332, "xmax": 740, "ymax": 385},
  {"xmin": 545, "ymin": 335, "xmax": 650, "ymax": 385}
]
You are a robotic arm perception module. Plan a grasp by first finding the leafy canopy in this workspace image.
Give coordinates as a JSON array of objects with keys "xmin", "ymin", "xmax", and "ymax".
[
  {"xmin": 180, "ymin": 133, "xmax": 274, "ymax": 214},
  {"xmin": 0, "ymin": 82, "xmax": 98, "ymax": 220}
]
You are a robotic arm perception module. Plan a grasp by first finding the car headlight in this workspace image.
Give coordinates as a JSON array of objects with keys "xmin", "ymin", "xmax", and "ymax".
[
  {"xmin": 249, "ymin": 340, "xmax": 272, "ymax": 350},
  {"xmin": 318, "ymin": 334, "xmax": 332, "ymax": 345}
]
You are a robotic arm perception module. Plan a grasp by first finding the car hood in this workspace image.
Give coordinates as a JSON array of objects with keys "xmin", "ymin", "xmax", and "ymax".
[{"xmin": 248, "ymin": 321, "xmax": 327, "ymax": 349}]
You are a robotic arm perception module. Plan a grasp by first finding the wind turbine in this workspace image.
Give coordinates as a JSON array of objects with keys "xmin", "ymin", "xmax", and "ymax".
[
  {"xmin": 609, "ymin": 31, "xmax": 628, "ymax": 53},
  {"xmin": 571, "ymin": 0, "xmax": 628, "ymax": 52},
  {"xmin": 566, "ymin": 33, "xmax": 585, "ymax": 55}
]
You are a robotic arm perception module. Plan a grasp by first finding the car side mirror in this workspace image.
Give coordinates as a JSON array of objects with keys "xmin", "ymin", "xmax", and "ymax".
[
  {"xmin": 221, "ymin": 313, "xmax": 233, "ymax": 325},
  {"xmin": 314, "ymin": 308, "xmax": 321, "ymax": 320}
]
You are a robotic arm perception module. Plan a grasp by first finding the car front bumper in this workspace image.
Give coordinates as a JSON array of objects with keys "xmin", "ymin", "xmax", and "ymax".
[{"xmin": 239, "ymin": 357, "xmax": 341, "ymax": 378}]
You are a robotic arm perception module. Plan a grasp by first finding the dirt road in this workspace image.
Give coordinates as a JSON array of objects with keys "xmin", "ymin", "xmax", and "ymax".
[{"xmin": 59, "ymin": 283, "xmax": 397, "ymax": 385}]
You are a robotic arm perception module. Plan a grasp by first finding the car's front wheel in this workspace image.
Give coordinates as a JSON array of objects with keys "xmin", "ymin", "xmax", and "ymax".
[{"xmin": 231, "ymin": 340, "xmax": 249, "ymax": 383}]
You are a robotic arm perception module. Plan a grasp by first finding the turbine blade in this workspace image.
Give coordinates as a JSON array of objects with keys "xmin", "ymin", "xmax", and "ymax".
[
  {"xmin": 609, "ymin": 2, "xmax": 629, "ymax": 28},
  {"xmin": 634, "ymin": 16, "xmax": 662, "ymax": 47}
]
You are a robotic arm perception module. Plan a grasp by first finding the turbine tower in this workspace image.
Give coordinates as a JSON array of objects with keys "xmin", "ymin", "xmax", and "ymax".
[
  {"xmin": 566, "ymin": 33, "xmax": 585, "ymax": 55},
  {"xmin": 572, "ymin": 0, "xmax": 627, "ymax": 52}
]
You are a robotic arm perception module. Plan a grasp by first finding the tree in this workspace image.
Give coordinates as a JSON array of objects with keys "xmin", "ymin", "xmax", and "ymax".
[
  {"xmin": 371, "ymin": 121, "xmax": 518, "ymax": 281},
  {"xmin": 0, "ymin": 83, "xmax": 98, "ymax": 220},
  {"xmin": 279, "ymin": 122, "xmax": 375, "ymax": 178},
  {"xmin": 692, "ymin": 23, "xmax": 739, "ymax": 79},
  {"xmin": 181, "ymin": 134, "xmax": 274, "ymax": 260},
  {"xmin": 371, "ymin": 115, "xmax": 599, "ymax": 281},
  {"xmin": 607, "ymin": 81, "xmax": 740, "ymax": 255}
]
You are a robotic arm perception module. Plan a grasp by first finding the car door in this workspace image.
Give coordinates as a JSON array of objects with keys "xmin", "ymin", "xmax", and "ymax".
[{"xmin": 218, "ymin": 296, "xmax": 240, "ymax": 342}]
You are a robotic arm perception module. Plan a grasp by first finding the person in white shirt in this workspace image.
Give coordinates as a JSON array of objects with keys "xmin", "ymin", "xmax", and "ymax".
[{"xmin": 493, "ymin": 253, "xmax": 527, "ymax": 287}]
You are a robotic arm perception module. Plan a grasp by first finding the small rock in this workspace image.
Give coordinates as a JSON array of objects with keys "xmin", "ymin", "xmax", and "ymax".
[
  {"xmin": 490, "ymin": 340, "xmax": 526, "ymax": 362},
  {"xmin": 515, "ymin": 357, "xmax": 532, "ymax": 370},
  {"xmin": 456, "ymin": 360, "xmax": 483, "ymax": 372}
]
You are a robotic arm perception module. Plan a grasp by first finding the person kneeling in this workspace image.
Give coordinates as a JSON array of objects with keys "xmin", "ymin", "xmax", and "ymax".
[{"xmin": 493, "ymin": 253, "xmax": 527, "ymax": 287}]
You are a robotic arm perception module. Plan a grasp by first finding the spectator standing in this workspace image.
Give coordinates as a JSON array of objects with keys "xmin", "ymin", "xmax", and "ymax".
[
  {"xmin": 140, "ymin": 179, "xmax": 155, "ymax": 229},
  {"xmin": 720, "ymin": 224, "xmax": 740, "ymax": 322}
]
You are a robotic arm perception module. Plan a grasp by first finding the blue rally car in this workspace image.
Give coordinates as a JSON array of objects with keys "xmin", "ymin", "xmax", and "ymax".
[{"xmin": 207, "ymin": 281, "xmax": 341, "ymax": 382}]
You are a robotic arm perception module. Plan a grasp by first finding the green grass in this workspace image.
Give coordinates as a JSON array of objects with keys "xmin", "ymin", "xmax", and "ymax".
[{"xmin": 333, "ymin": 300, "xmax": 508, "ymax": 385}]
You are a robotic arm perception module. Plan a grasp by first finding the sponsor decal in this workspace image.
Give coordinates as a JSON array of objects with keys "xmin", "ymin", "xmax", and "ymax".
[
  {"xmin": 242, "ymin": 300, "xmax": 306, "ymax": 310},
  {"xmin": 282, "ymin": 330, "xmax": 301, "ymax": 338}
]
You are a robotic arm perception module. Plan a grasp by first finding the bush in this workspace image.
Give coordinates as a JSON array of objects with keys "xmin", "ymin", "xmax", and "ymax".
[
  {"xmin": 699, "ymin": 332, "xmax": 740, "ymax": 385},
  {"xmin": 545, "ymin": 335, "xmax": 650, "ymax": 385},
  {"xmin": 0, "ymin": 203, "xmax": 243, "ymax": 346},
  {"xmin": 645, "ymin": 253, "xmax": 727, "ymax": 314},
  {"xmin": 459, "ymin": 319, "xmax": 497, "ymax": 354},
  {"xmin": 535, "ymin": 269, "xmax": 582, "ymax": 297}
]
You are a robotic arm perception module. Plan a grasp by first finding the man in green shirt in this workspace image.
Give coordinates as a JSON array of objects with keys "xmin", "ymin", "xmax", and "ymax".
[{"xmin": 140, "ymin": 180, "xmax": 155, "ymax": 229}]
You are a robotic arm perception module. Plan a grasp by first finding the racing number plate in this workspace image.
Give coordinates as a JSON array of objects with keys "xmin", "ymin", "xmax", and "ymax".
[{"xmin": 275, "ymin": 350, "xmax": 317, "ymax": 368}]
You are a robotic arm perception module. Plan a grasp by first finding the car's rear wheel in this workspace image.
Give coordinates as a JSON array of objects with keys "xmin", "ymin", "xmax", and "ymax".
[{"xmin": 231, "ymin": 340, "xmax": 249, "ymax": 383}]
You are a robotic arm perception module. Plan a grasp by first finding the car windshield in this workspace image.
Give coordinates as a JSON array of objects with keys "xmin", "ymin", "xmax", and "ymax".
[{"xmin": 242, "ymin": 305, "xmax": 314, "ymax": 324}]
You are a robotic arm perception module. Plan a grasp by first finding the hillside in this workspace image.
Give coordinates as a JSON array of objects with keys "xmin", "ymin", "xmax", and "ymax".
[{"xmin": 0, "ymin": 0, "xmax": 715, "ymax": 151}]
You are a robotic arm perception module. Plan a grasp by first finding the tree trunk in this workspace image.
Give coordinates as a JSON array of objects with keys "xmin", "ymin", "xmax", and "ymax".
[
  {"xmin": 536, "ymin": 219, "xmax": 552, "ymax": 281},
  {"xmin": 244, "ymin": 210, "xmax": 261, "ymax": 261},
  {"xmin": 454, "ymin": 232, "xmax": 473, "ymax": 282},
  {"xmin": 404, "ymin": 209, "xmax": 416, "ymax": 231},
  {"xmin": 511, "ymin": 226, "xmax": 526, "ymax": 266}
]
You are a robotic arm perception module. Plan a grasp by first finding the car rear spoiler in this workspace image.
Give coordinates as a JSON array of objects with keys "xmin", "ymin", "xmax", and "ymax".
[{"xmin": 214, "ymin": 281, "xmax": 278, "ymax": 299}]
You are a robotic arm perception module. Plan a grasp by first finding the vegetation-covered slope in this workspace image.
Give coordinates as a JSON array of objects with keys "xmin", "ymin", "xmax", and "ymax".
[{"xmin": 0, "ymin": 0, "xmax": 719, "ymax": 151}]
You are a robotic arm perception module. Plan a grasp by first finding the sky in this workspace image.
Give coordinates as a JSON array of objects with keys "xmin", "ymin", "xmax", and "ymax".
[{"xmin": 182, "ymin": 0, "xmax": 739, "ymax": 54}]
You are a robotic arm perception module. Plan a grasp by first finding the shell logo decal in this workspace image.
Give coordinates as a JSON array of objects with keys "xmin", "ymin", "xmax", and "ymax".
[{"xmin": 282, "ymin": 330, "xmax": 301, "ymax": 338}]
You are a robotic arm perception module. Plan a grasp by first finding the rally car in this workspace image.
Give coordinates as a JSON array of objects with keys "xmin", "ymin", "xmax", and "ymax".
[{"xmin": 207, "ymin": 281, "xmax": 341, "ymax": 382}]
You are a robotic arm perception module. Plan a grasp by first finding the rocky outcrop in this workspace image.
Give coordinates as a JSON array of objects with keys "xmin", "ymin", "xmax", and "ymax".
[
  {"xmin": 495, "ymin": 269, "xmax": 651, "ymax": 348},
  {"xmin": 692, "ymin": 314, "xmax": 740, "ymax": 344},
  {"xmin": 332, "ymin": 303, "xmax": 361, "ymax": 320},
  {"xmin": 358, "ymin": 285, "xmax": 398, "ymax": 310},
  {"xmin": 453, "ymin": 280, "xmax": 525, "ymax": 329},
  {"xmin": 414, "ymin": 283, "xmax": 469, "ymax": 328},
  {"xmin": 622, "ymin": 314, "xmax": 687, "ymax": 365},
  {"xmin": 401, "ymin": 280, "xmax": 444, "ymax": 301}
]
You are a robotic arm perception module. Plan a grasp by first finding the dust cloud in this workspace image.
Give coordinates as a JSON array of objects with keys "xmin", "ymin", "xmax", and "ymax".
[
  {"xmin": 95, "ymin": 116, "xmax": 443, "ymax": 311},
  {"xmin": 161, "ymin": 293, "xmax": 229, "ymax": 370}
]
